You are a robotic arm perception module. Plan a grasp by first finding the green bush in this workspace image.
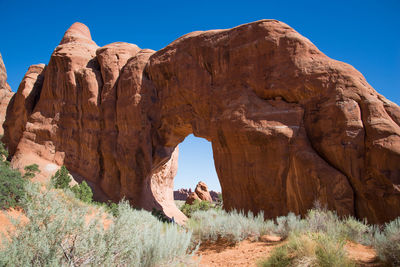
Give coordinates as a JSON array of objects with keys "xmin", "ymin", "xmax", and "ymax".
[
  {"xmin": 23, "ymin": 164, "xmax": 40, "ymax": 179},
  {"xmin": 0, "ymin": 161, "xmax": 26, "ymax": 209},
  {"xmin": 0, "ymin": 138, "xmax": 8, "ymax": 159},
  {"xmin": 180, "ymin": 199, "xmax": 212, "ymax": 217},
  {"xmin": 0, "ymin": 182, "xmax": 196, "ymax": 266},
  {"xmin": 258, "ymin": 232, "xmax": 355, "ymax": 267},
  {"xmin": 71, "ymin": 181, "xmax": 93, "ymax": 203},
  {"xmin": 50, "ymin": 166, "xmax": 71, "ymax": 189},
  {"xmin": 50, "ymin": 166, "xmax": 94, "ymax": 204},
  {"xmin": 96, "ymin": 200, "xmax": 119, "ymax": 217},
  {"xmin": 374, "ymin": 217, "xmax": 400, "ymax": 266}
]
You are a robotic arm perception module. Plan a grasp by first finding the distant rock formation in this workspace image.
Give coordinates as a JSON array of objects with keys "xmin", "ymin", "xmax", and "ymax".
[
  {"xmin": 185, "ymin": 181, "xmax": 212, "ymax": 205},
  {"xmin": 0, "ymin": 53, "xmax": 14, "ymax": 135},
  {"xmin": 4, "ymin": 21, "xmax": 400, "ymax": 224},
  {"xmin": 174, "ymin": 188, "xmax": 192, "ymax": 201},
  {"xmin": 174, "ymin": 187, "xmax": 220, "ymax": 202},
  {"xmin": 209, "ymin": 190, "xmax": 220, "ymax": 202}
]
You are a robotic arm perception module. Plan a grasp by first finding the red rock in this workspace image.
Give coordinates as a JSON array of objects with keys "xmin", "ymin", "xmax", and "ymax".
[
  {"xmin": 0, "ymin": 53, "xmax": 14, "ymax": 135},
  {"xmin": 5, "ymin": 20, "xmax": 400, "ymax": 224},
  {"xmin": 195, "ymin": 181, "xmax": 212, "ymax": 202},
  {"xmin": 174, "ymin": 188, "xmax": 192, "ymax": 201},
  {"xmin": 209, "ymin": 190, "xmax": 220, "ymax": 202},
  {"xmin": 184, "ymin": 181, "xmax": 213, "ymax": 204},
  {"xmin": 185, "ymin": 192, "xmax": 201, "ymax": 205},
  {"xmin": 2, "ymin": 64, "xmax": 45, "ymax": 157}
]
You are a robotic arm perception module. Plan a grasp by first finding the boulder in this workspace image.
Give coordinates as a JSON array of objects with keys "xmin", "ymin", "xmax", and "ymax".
[
  {"xmin": 185, "ymin": 192, "xmax": 201, "ymax": 205},
  {"xmin": 5, "ymin": 20, "xmax": 400, "ymax": 224},
  {"xmin": 184, "ymin": 181, "xmax": 213, "ymax": 204}
]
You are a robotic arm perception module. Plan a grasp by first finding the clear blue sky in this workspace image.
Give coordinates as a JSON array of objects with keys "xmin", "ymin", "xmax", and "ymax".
[{"xmin": 1, "ymin": 0, "xmax": 399, "ymax": 191}]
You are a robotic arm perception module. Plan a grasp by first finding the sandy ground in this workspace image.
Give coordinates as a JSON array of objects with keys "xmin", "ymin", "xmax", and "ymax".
[
  {"xmin": 0, "ymin": 208, "xmax": 27, "ymax": 243},
  {"xmin": 196, "ymin": 236, "xmax": 380, "ymax": 267},
  {"xmin": 196, "ymin": 238, "xmax": 282, "ymax": 267}
]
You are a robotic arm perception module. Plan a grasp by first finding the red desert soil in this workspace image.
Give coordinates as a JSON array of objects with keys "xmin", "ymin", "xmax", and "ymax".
[
  {"xmin": 0, "ymin": 209, "xmax": 27, "ymax": 241},
  {"xmin": 196, "ymin": 239, "xmax": 281, "ymax": 267},
  {"xmin": 196, "ymin": 237, "xmax": 380, "ymax": 267}
]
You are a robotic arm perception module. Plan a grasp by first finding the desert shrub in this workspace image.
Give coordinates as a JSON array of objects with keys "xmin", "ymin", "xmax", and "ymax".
[
  {"xmin": 304, "ymin": 206, "xmax": 340, "ymax": 233},
  {"xmin": 302, "ymin": 207, "xmax": 379, "ymax": 245},
  {"xmin": 23, "ymin": 164, "xmax": 40, "ymax": 179},
  {"xmin": 0, "ymin": 139, "xmax": 8, "ymax": 159},
  {"xmin": 50, "ymin": 166, "xmax": 94, "ymax": 204},
  {"xmin": 0, "ymin": 182, "xmax": 195, "ymax": 266},
  {"xmin": 339, "ymin": 217, "xmax": 376, "ymax": 245},
  {"xmin": 70, "ymin": 181, "xmax": 93, "ymax": 203},
  {"xmin": 0, "ymin": 160, "xmax": 26, "ymax": 209},
  {"xmin": 258, "ymin": 245, "xmax": 291, "ymax": 267},
  {"xmin": 187, "ymin": 209, "xmax": 273, "ymax": 243},
  {"xmin": 50, "ymin": 165, "xmax": 71, "ymax": 189},
  {"xmin": 105, "ymin": 201, "xmax": 119, "ymax": 217},
  {"xmin": 180, "ymin": 199, "xmax": 212, "ymax": 217},
  {"xmin": 258, "ymin": 232, "xmax": 355, "ymax": 267},
  {"xmin": 274, "ymin": 212, "xmax": 305, "ymax": 238},
  {"xmin": 214, "ymin": 193, "xmax": 223, "ymax": 208},
  {"xmin": 373, "ymin": 217, "xmax": 400, "ymax": 266}
]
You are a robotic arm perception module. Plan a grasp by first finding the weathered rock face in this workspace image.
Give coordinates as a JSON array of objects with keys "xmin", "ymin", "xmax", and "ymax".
[
  {"xmin": 185, "ymin": 181, "xmax": 213, "ymax": 204},
  {"xmin": 195, "ymin": 181, "xmax": 212, "ymax": 202},
  {"xmin": 0, "ymin": 53, "xmax": 14, "ymax": 135},
  {"xmin": 0, "ymin": 53, "xmax": 11, "ymax": 92},
  {"xmin": 4, "ymin": 20, "xmax": 400, "ymax": 224},
  {"xmin": 3, "ymin": 64, "xmax": 45, "ymax": 157}
]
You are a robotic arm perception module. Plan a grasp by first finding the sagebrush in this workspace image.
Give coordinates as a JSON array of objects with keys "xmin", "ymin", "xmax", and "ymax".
[
  {"xmin": 0, "ymin": 182, "xmax": 195, "ymax": 267},
  {"xmin": 258, "ymin": 232, "xmax": 355, "ymax": 267}
]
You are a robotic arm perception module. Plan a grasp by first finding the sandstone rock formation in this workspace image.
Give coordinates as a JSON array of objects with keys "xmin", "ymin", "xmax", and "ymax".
[
  {"xmin": 4, "ymin": 21, "xmax": 400, "ymax": 224},
  {"xmin": 174, "ymin": 188, "xmax": 192, "ymax": 201},
  {"xmin": 0, "ymin": 53, "xmax": 14, "ymax": 135},
  {"xmin": 185, "ymin": 192, "xmax": 201, "ymax": 205},
  {"xmin": 3, "ymin": 64, "xmax": 45, "ymax": 157},
  {"xmin": 195, "ymin": 181, "xmax": 212, "ymax": 202},
  {"xmin": 174, "ymin": 187, "xmax": 220, "ymax": 202},
  {"xmin": 185, "ymin": 181, "xmax": 213, "ymax": 204}
]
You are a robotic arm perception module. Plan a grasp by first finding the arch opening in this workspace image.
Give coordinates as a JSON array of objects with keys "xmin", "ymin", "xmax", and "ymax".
[
  {"xmin": 148, "ymin": 133, "xmax": 222, "ymax": 224},
  {"xmin": 174, "ymin": 134, "xmax": 220, "ymax": 193}
]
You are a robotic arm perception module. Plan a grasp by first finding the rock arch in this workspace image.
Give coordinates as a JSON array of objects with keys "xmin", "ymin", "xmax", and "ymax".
[{"xmin": 4, "ymin": 21, "xmax": 400, "ymax": 224}]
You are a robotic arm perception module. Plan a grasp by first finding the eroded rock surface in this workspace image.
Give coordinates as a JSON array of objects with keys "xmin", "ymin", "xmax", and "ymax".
[
  {"xmin": 195, "ymin": 181, "xmax": 213, "ymax": 202},
  {"xmin": 3, "ymin": 64, "xmax": 45, "ymax": 157},
  {"xmin": 0, "ymin": 53, "xmax": 14, "ymax": 135},
  {"xmin": 4, "ymin": 21, "xmax": 400, "ymax": 224},
  {"xmin": 185, "ymin": 181, "xmax": 213, "ymax": 204}
]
